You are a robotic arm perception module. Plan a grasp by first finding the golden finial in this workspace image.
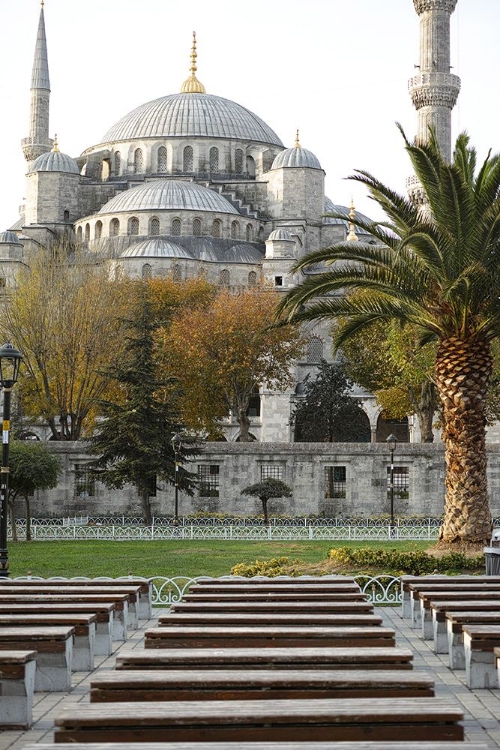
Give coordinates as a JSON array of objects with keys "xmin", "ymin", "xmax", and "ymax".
[
  {"xmin": 294, "ymin": 129, "xmax": 301, "ymax": 148},
  {"xmin": 51, "ymin": 134, "xmax": 60, "ymax": 153},
  {"xmin": 41, "ymin": 0, "xmax": 44, "ymax": 7},
  {"xmin": 181, "ymin": 31, "xmax": 206, "ymax": 94},
  {"xmin": 347, "ymin": 198, "xmax": 359, "ymax": 242}
]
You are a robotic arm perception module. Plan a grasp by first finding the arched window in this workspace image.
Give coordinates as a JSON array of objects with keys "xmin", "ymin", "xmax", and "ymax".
[
  {"xmin": 231, "ymin": 221, "xmax": 239, "ymax": 240},
  {"xmin": 211, "ymin": 219, "xmax": 222, "ymax": 238},
  {"xmin": 246, "ymin": 224, "xmax": 253, "ymax": 241},
  {"xmin": 85, "ymin": 223, "xmax": 90, "ymax": 242},
  {"xmin": 114, "ymin": 151, "xmax": 121, "ymax": 175},
  {"xmin": 209, "ymin": 146, "xmax": 219, "ymax": 173},
  {"xmin": 247, "ymin": 155, "xmax": 255, "ymax": 176},
  {"xmin": 142, "ymin": 263, "xmax": 152, "ymax": 280},
  {"xmin": 235, "ymin": 148, "xmax": 244, "ymax": 174},
  {"xmin": 76, "ymin": 226, "xmax": 83, "ymax": 243},
  {"xmin": 64, "ymin": 210, "xmax": 70, "ymax": 221},
  {"xmin": 95, "ymin": 221, "xmax": 102, "ymax": 240},
  {"xmin": 149, "ymin": 216, "xmax": 160, "ymax": 235},
  {"xmin": 258, "ymin": 226, "xmax": 265, "ymax": 242},
  {"xmin": 172, "ymin": 264, "xmax": 182, "ymax": 281},
  {"xmin": 157, "ymin": 146, "xmax": 167, "ymax": 173},
  {"xmin": 171, "ymin": 218, "xmax": 181, "ymax": 236},
  {"xmin": 248, "ymin": 270, "xmax": 257, "ymax": 287},
  {"xmin": 128, "ymin": 217, "xmax": 139, "ymax": 235},
  {"xmin": 193, "ymin": 217, "xmax": 202, "ymax": 236},
  {"xmin": 307, "ymin": 336, "xmax": 324, "ymax": 363},
  {"xmin": 110, "ymin": 218, "xmax": 120, "ymax": 236},
  {"xmin": 183, "ymin": 145, "xmax": 194, "ymax": 172},
  {"xmin": 134, "ymin": 148, "xmax": 143, "ymax": 174},
  {"xmin": 219, "ymin": 269, "xmax": 230, "ymax": 287}
]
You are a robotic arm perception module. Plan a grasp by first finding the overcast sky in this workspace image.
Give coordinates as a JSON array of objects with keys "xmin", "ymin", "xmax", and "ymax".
[{"xmin": 0, "ymin": 0, "xmax": 498, "ymax": 230}]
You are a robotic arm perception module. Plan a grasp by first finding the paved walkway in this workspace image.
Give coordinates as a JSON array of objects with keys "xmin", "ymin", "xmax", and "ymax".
[{"xmin": 0, "ymin": 606, "xmax": 499, "ymax": 749}]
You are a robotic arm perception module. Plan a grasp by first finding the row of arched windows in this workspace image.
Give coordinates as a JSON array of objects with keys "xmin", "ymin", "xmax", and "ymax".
[
  {"xmin": 113, "ymin": 146, "xmax": 252, "ymax": 176},
  {"xmin": 138, "ymin": 264, "xmax": 259, "ymax": 287},
  {"xmin": 78, "ymin": 217, "xmax": 262, "ymax": 241}
]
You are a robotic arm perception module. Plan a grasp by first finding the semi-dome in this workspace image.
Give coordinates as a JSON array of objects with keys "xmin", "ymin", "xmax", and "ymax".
[
  {"xmin": 271, "ymin": 146, "xmax": 321, "ymax": 170},
  {"xmin": 121, "ymin": 239, "xmax": 195, "ymax": 259},
  {"xmin": 100, "ymin": 92, "xmax": 283, "ymax": 147},
  {"xmin": 29, "ymin": 149, "xmax": 79, "ymax": 175},
  {"xmin": 98, "ymin": 180, "xmax": 240, "ymax": 215},
  {"xmin": 267, "ymin": 228, "xmax": 292, "ymax": 241},
  {"xmin": 0, "ymin": 231, "xmax": 21, "ymax": 244}
]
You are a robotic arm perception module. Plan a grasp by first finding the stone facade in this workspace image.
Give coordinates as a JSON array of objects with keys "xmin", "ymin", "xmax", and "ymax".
[{"xmin": 20, "ymin": 441, "xmax": 500, "ymax": 520}]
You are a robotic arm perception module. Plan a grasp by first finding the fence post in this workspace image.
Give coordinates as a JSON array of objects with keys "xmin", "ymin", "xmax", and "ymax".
[{"xmin": 309, "ymin": 525, "xmax": 313, "ymax": 540}]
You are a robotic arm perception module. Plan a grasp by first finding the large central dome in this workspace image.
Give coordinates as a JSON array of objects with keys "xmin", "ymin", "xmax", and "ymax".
[{"xmin": 101, "ymin": 92, "xmax": 283, "ymax": 147}]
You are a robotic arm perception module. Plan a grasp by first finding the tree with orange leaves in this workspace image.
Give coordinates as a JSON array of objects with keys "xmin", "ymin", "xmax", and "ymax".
[{"xmin": 158, "ymin": 286, "xmax": 305, "ymax": 441}]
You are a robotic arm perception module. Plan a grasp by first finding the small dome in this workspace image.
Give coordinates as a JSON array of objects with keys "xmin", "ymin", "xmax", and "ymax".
[
  {"xmin": 271, "ymin": 146, "xmax": 321, "ymax": 170},
  {"xmin": 267, "ymin": 228, "xmax": 292, "ymax": 241},
  {"xmin": 0, "ymin": 231, "xmax": 21, "ymax": 244},
  {"xmin": 99, "ymin": 180, "xmax": 240, "ymax": 215},
  {"xmin": 323, "ymin": 197, "xmax": 372, "ymax": 229},
  {"xmin": 121, "ymin": 239, "xmax": 195, "ymax": 259},
  {"xmin": 29, "ymin": 150, "xmax": 80, "ymax": 174}
]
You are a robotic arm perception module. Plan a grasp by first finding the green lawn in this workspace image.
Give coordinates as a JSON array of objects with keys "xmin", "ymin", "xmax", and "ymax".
[{"xmin": 8, "ymin": 540, "xmax": 431, "ymax": 579}]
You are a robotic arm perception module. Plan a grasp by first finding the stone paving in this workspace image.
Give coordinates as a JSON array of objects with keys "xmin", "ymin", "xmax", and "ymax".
[{"xmin": 0, "ymin": 606, "xmax": 498, "ymax": 749}]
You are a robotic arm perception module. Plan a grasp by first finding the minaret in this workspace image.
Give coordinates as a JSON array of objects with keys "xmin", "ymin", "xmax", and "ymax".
[
  {"xmin": 408, "ymin": 1, "xmax": 460, "ymax": 201},
  {"xmin": 22, "ymin": 1, "xmax": 52, "ymax": 163}
]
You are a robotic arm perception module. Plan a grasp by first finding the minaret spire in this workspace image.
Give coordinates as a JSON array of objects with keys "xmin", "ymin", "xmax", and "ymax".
[
  {"xmin": 22, "ymin": 2, "xmax": 53, "ymax": 163},
  {"xmin": 346, "ymin": 199, "xmax": 359, "ymax": 242},
  {"xmin": 409, "ymin": 0, "xmax": 460, "ymax": 160}
]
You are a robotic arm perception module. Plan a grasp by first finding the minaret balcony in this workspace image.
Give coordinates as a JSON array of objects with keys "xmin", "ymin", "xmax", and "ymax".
[{"xmin": 409, "ymin": 72, "xmax": 460, "ymax": 109}]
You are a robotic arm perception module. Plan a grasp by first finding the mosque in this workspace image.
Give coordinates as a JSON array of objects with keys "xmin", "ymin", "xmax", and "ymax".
[{"xmin": 0, "ymin": 1, "xmax": 460, "ymax": 444}]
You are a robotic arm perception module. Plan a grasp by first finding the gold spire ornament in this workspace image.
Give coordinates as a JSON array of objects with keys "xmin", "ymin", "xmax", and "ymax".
[
  {"xmin": 294, "ymin": 129, "xmax": 301, "ymax": 148},
  {"xmin": 51, "ymin": 134, "xmax": 60, "ymax": 153},
  {"xmin": 346, "ymin": 198, "xmax": 359, "ymax": 242},
  {"xmin": 180, "ymin": 32, "xmax": 206, "ymax": 94}
]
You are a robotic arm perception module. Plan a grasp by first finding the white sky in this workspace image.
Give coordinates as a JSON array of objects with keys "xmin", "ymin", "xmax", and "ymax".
[{"xmin": 0, "ymin": 0, "xmax": 498, "ymax": 230}]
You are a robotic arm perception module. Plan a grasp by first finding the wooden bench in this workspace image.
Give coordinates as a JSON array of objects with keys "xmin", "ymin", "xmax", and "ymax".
[
  {"xmin": 400, "ymin": 574, "xmax": 500, "ymax": 618},
  {"xmin": 0, "ymin": 592, "xmax": 129, "ymax": 642},
  {"xmin": 182, "ymin": 591, "xmax": 371, "ymax": 603},
  {"xmin": 116, "ymin": 646, "xmax": 414, "ymax": 671},
  {"xmin": 446, "ymin": 611, "xmax": 500, "ymax": 669},
  {"xmin": 196, "ymin": 575, "xmax": 357, "ymax": 583},
  {"xmin": 170, "ymin": 599, "xmax": 373, "ymax": 613},
  {"xmin": 0, "ymin": 650, "xmax": 36, "ymax": 728},
  {"xmin": 0, "ymin": 577, "xmax": 153, "ymax": 620},
  {"xmin": 0, "ymin": 602, "xmax": 114, "ymax": 656},
  {"xmin": 428, "ymin": 599, "xmax": 500, "ymax": 656},
  {"xmin": 26, "ymin": 744, "xmax": 490, "ymax": 750},
  {"xmin": 187, "ymin": 582, "xmax": 362, "ymax": 595},
  {"xmin": 412, "ymin": 588, "xmax": 500, "ymax": 635},
  {"xmin": 144, "ymin": 625, "xmax": 396, "ymax": 649},
  {"xmin": 463, "ymin": 624, "xmax": 500, "ymax": 688},
  {"xmin": 158, "ymin": 612, "xmax": 383, "ymax": 627},
  {"xmin": 53, "ymin": 697, "xmax": 464, "ymax": 742},
  {"xmin": 0, "ymin": 583, "xmax": 140, "ymax": 630},
  {"xmin": 0, "ymin": 626, "xmax": 73, "ymax": 691},
  {"xmin": 0, "ymin": 613, "xmax": 96, "ymax": 671},
  {"xmin": 89, "ymin": 668, "xmax": 435, "ymax": 702}
]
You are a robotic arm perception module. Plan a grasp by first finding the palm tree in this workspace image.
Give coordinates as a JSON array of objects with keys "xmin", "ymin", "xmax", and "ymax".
[{"xmin": 278, "ymin": 126, "xmax": 500, "ymax": 548}]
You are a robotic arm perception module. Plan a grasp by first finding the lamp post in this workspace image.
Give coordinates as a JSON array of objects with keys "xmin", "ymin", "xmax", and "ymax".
[
  {"xmin": 0, "ymin": 343, "xmax": 22, "ymax": 578},
  {"xmin": 171, "ymin": 433, "xmax": 182, "ymax": 527},
  {"xmin": 386, "ymin": 433, "xmax": 398, "ymax": 539}
]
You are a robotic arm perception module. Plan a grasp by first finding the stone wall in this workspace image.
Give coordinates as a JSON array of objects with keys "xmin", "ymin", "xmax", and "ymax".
[{"xmin": 18, "ymin": 441, "xmax": 500, "ymax": 520}]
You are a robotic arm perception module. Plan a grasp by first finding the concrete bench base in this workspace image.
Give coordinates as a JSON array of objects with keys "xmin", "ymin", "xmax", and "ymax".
[
  {"xmin": 464, "ymin": 625, "xmax": 500, "ymax": 689},
  {"xmin": 0, "ymin": 651, "xmax": 36, "ymax": 728}
]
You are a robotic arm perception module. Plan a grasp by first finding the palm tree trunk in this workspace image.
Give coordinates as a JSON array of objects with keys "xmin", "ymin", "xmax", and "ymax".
[{"xmin": 435, "ymin": 336, "xmax": 493, "ymax": 546}]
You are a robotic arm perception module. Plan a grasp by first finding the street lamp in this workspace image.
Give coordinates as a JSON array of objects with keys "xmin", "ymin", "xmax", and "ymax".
[
  {"xmin": 0, "ymin": 343, "xmax": 22, "ymax": 578},
  {"xmin": 171, "ymin": 433, "xmax": 182, "ymax": 527},
  {"xmin": 386, "ymin": 433, "xmax": 398, "ymax": 539}
]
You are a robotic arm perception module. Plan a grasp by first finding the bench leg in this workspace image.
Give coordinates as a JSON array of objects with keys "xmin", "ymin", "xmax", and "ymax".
[
  {"xmin": 34, "ymin": 640, "xmax": 73, "ymax": 692},
  {"xmin": 421, "ymin": 608, "xmax": 433, "ymax": 640},
  {"xmin": 447, "ymin": 627, "xmax": 466, "ymax": 670},
  {"xmin": 432, "ymin": 616, "xmax": 449, "ymax": 654},
  {"xmin": 464, "ymin": 640, "xmax": 499, "ymax": 689},
  {"xmin": 0, "ymin": 659, "xmax": 35, "ymax": 728},
  {"xmin": 411, "ymin": 598, "xmax": 421, "ymax": 628}
]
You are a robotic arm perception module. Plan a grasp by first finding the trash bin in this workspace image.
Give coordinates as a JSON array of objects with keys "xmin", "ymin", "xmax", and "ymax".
[{"xmin": 484, "ymin": 528, "xmax": 500, "ymax": 575}]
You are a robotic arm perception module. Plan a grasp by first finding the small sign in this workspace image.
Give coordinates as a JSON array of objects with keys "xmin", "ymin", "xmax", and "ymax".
[{"xmin": 2, "ymin": 421, "xmax": 9, "ymax": 432}]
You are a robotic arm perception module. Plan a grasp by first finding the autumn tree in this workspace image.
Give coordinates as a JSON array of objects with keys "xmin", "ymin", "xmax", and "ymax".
[
  {"xmin": 9, "ymin": 441, "xmax": 62, "ymax": 541},
  {"xmin": 292, "ymin": 361, "xmax": 370, "ymax": 442},
  {"xmin": 1, "ymin": 242, "xmax": 132, "ymax": 440},
  {"xmin": 86, "ymin": 284, "xmax": 196, "ymax": 524},
  {"xmin": 159, "ymin": 286, "xmax": 305, "ymax": 441}
]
